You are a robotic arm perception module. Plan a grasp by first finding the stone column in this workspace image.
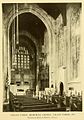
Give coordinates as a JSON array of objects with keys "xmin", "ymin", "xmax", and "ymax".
[
  {"xmin": 3, "ymin": 26, "xmax": 8, "ymax": 102},
  {"xmin": 63, "ymin": 26, "xmax": 67, "ymax": 92},
  {"xmin": 8, "ymin": 28, "xmax": 11, "ymax": 85},
  {"xmin": 3, "ymin": 26, "xmax": 11, "ymax": 102},
  {"xmin": 6, "ymin": 27, "xmax": 11, "ymax": 101},
  {"xmin": 51, "ymin": 33, "xmax": 56, "ymax": 88},
  {"xmin": 44, "ymin": 29, "xmax": 50, "ymax": 88},
  {"xmin": 51, "ymin": 20, "xmax": 57, "ymax": 89},
  {"xmin": 48, "ymin": 29, "xmax": 52, "ymax": 88},
  {"xmin": 48, "ymin": 18, "xmax": 55, "ymax": 88},
  {"xmin": 79, "ymin": 7, "xmax": 82, "ymax": 92},
  {"xmin": 66, "ymin": 6, "xmax": 71, "ymax": 84},
  {"xmin": 54, "ymin": 21, "xmax": 59, "ymax": 92},
  {"xmin": 36, "ymin": 54, "xmax": 39, "ymax": 96}
]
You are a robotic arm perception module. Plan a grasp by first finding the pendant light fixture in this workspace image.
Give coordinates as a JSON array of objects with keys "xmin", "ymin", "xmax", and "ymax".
[
  {"xmin": 16, "ymin": 3, "xmax": 19, "ymax": 45},
  {"xmin": 12, "ymin": 3, "xmax": 16, "ymax": 65},
  {"xmin": 14, "ymin": 3, "xmax": 15, "ymax": 50}
]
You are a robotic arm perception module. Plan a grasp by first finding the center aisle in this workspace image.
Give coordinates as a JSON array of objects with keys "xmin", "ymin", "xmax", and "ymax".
[{"xmin": 15, "ymin": 95, "xmax": 66, "ymax": 112}]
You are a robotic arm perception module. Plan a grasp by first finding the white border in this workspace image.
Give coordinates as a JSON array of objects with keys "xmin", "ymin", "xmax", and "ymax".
[{"xmin": 0, "ymin": 0, "xmax": 84, "ymax": 120}]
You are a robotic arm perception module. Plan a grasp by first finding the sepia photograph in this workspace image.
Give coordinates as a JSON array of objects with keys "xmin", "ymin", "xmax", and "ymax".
[{"xmin": 2, "ymin": 2, "xmax": 83, "ymax": 113}]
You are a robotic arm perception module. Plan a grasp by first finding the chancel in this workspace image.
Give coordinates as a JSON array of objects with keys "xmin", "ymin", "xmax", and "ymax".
[{"xmin": 2, "ymin": 3, "xmax": 82, "ymax": 112}]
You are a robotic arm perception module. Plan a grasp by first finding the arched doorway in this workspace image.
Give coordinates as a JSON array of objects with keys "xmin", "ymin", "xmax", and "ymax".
[
  {"xmin": 9, "ymin": 12, "xmax": 47, "ymax": 95},
  {"xmin": 60, "ymin": 82, "xmax": 64, "ymax": 96},
  {"xmin": 3, "ymin": 4, "xmax": 54, "ymax": 97}
]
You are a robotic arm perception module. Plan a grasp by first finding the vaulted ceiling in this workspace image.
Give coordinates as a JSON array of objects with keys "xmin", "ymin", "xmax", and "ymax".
[
  {"xmin": 6, "ymin": 3, "xmax": 66, "ymax": 52},
  {"xmin": 18, "ymin": 13, "xmax": 46, "ymax": 41}
]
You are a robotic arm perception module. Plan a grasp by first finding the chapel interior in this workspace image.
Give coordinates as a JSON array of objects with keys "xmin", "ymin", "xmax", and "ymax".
[{"xmin": 2, "ymin": 3, "xmax": 82, "ymax": 112}]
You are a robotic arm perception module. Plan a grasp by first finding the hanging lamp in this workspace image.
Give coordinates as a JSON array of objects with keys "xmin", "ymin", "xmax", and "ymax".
[
  {"xmin": 14, "ymin": 3, "xmax": 16, "ymax": 50},
  {"xmin": 12, "ymin": 4, "xmax": 16, "ymax": 66},
  {"xmin": 16, "ymin": 3, "xmax": 19, "ymax": 46}
]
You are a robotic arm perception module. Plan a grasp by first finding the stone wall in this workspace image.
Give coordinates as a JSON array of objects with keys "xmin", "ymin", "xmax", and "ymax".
[
  {"xmin": 66, "ymin": 3, "xmax": 81, "ymax": 92},
  {"xmin": 68, "ymin": 4, "xmax": 81, "ymax": 80},
  {"xmin": 54, "ymin": 3, "xmax": 81, "ymax": 92},
  {"xmin": 54, "ymin": 14, "xmax": 66, "ymax": 92}
]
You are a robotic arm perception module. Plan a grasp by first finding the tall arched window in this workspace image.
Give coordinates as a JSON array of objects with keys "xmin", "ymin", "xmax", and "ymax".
[{"xmin": 14, "ymin": 46, "xmax": 30, "ymax": 70}]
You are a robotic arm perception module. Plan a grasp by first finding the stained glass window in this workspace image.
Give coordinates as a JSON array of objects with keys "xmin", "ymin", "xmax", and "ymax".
[{"xmin": 13, "ymin": 46, "xmax": 30, "ymax": 70}]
